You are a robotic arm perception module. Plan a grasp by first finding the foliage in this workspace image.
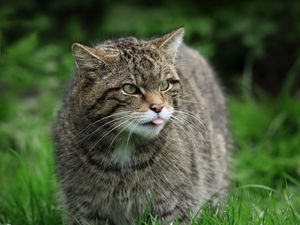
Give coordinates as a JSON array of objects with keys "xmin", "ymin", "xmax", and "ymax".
[
  {"xmin": 1, "ymin": 1, "xmax": 300, "ymax": 224},
  {"xmin": 2, "ymin": 1, "xmax": 300, "ymax": 92}
]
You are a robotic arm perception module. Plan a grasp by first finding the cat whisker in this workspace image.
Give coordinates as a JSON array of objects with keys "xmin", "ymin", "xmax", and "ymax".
[
  {"xmin": 178, "ymin": 98, "xmax": 202, "ymax": 104},
  {"xmin": 77, "ymin": 108, "xmax": 99, "ymax": 121},
  {"xmin": 88, "ymin": 123, "xmax": 128, "ymax": 154},
  {"xmin": 88, "ymin": 117, "xmax": 135, "ymax": 153},
  {"xmin": 170, "ymin": 114, "xmax": 207, "ymax": 147},
  {"xmin": 78, "ymin": 108, "xmax": 129, "ymax": 123},
  {"xmin": 73, "ymin": 111, "xmax": 132, "ymax": 140},
  {"xmin": 173, "ymin": 114, "xmax": 204, "ymax": 134},
  {"xmin": 179, "ymin": 93, "xmax": 193, "ymax": 99},
  {"xmin": 158, "ymin": 129, "xmax": 209, "ymax": 160},
  {"xmin": 107, "ymin": 118, "xmax": 137, "ymax": 153},
  {"xmin": 174, "ymin": 109, "xmax": 206, "ymax": 129},
  {"xmin": 74, "ymin": 115, "xmax": 131, "ymax": 145},
  {"xmin": 170, "ymin": 113, "xmax": 198, "ymax": 131},
  {"xmin": 125, "ymin": 120, "xmax": 140, "ymax": 152},
  {"xmin": 168, "ymin": 119, "xmax": 209, "ymax": 159}
]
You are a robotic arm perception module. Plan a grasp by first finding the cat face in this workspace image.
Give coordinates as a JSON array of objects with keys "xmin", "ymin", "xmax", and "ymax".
[
  {"xmin": 72, "ymin": 28, "xmax": 184, "ymax": 139},
  {"xmin": 116, "ymin": 62, "xmax": 180, "ymax": 139}
]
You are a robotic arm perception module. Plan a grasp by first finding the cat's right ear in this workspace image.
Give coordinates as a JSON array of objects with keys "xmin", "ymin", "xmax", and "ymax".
[{"xmin": 72, "ymin": 43, "xmax": 104, "ymax": 71}]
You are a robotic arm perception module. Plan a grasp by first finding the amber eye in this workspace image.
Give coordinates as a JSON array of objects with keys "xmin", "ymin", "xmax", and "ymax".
[
  {"xmin": 159, "ymin": 80, "xmax": 171, "ymax": 91},
  {"xmin": 122, "ymin": 84, "xmax": 139, "ymax": 95}
]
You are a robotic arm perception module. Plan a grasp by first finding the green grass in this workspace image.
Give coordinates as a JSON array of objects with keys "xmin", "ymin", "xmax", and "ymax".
[{"xmin": 0, "ymin": 35, "xmax": 300, "ymax": 225}]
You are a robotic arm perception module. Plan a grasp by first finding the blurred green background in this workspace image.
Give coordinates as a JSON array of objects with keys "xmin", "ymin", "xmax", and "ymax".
[{"xmin": 0, "ymin": 1, "xmax": 300, "ymax": 224}]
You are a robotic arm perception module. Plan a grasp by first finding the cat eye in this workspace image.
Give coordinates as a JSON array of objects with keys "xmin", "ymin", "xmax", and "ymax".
[
  {"xmin": 159, "ymin": 80, "xmax": 171, "ymax": 92},
  {"xmin": 122, "ymin": 84, "xmax": 140, "ymax": 95}
]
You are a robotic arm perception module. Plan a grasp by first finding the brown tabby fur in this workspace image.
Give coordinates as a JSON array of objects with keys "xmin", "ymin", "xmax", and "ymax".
[{"xmin": 54, "ymin": 27, "xmax": 231, "ymax": 225}]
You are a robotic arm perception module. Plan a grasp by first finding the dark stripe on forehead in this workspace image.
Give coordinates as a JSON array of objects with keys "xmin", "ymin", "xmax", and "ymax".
[{"xmin": 136, "ymin": 60, "xmax": 162, "ymax": 82}]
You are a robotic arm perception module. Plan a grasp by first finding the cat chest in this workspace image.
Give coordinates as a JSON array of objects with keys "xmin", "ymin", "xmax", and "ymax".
[
  {"xmin": 100, "ymin": 180, "xmax": 179, "ymax": 224},
  {"xmin": 97, "ymin": 179, "xmax": 152, "ymax": 224}
]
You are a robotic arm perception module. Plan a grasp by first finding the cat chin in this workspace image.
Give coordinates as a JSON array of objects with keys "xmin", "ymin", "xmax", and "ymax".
[{"xmin": 128, "ymin": 123, "xmax": 165, "ymax": 139}]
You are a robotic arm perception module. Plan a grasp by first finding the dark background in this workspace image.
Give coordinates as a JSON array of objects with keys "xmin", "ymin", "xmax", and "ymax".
[{"xmin": 2, "ymin": 1, "xmax": 300, "ymax": 95}]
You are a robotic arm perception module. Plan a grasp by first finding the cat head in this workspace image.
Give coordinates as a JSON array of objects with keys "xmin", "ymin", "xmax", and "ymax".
[{"xmin": 71, "ymin": 27, "xmax": 184, "ymax": 139}]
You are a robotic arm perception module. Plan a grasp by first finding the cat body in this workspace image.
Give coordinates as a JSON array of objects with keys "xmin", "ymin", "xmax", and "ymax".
[{"xmin": 54, "ymin": 28, "xmax": 230, "ymax": 224}]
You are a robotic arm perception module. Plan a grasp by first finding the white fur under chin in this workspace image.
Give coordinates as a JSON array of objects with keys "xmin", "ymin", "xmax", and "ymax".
[
  {"xmin": 127, "ymin": 108, "xmax": 173, "ymax": 139},
  {"xmin": 112, "ymin": 108, "xmax": 173, "ymax": 165},
  {"xmin": 131, "ymin": 123, "xmax": 164, "ymax": 139}
]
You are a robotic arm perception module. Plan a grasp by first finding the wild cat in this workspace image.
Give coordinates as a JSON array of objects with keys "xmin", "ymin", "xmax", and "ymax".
[{"xmin": 54, "ymin": 27, "xmax": 231, "ymax": 225}]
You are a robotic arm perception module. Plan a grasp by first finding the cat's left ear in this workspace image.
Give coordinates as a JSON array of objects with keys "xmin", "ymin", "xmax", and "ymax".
[{"xmin": 151, "ymin": 27, "xmax": 184, "ymax": 63}]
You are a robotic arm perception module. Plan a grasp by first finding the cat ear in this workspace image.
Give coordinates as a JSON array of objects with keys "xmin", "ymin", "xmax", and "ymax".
[
  {"xmin": 72, "ymin": 43, "xmax": 103, "ymax": 71},
  {"xmin": 151, "ymin": 27, "xmax": 184, "ymax": 63},
  {"xmin": 72, "ymin": 43, "xmax": 119, "ymax": 71}
]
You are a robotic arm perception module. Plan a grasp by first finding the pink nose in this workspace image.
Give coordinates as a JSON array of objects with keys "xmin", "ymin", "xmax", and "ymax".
[{"xmin": 150, "ymin": 103, "xmax": 164, "ymax": 113}]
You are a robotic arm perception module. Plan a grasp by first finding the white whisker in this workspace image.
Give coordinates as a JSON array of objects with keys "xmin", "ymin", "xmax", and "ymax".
[
  {"xmin": 88, "ymin": 119, "xmax": 131, "ymax": 153},
  {"xmin": 107, "ymin": 118, "xmax": 136, "ymax": 152}
]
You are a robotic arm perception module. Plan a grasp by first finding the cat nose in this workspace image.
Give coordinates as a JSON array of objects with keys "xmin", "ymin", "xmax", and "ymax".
[{"xmin": 150, "ymin": 103, "xmax": 164, "ymax": 113}]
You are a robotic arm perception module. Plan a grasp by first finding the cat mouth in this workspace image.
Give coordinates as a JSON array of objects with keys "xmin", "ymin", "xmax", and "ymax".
[
  {"xmin": 151, "ymin": 118, "xmax": 165, "ymax": 125},
  {"xmin": 142, "ymin": 118, "xmax": 165, "ymax": 126}
]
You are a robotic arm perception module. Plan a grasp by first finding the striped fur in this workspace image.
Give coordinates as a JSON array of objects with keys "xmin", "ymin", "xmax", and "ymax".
[{"xmin": 54, "ymin": 28, "xmax": 231, "ymax": 225}]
